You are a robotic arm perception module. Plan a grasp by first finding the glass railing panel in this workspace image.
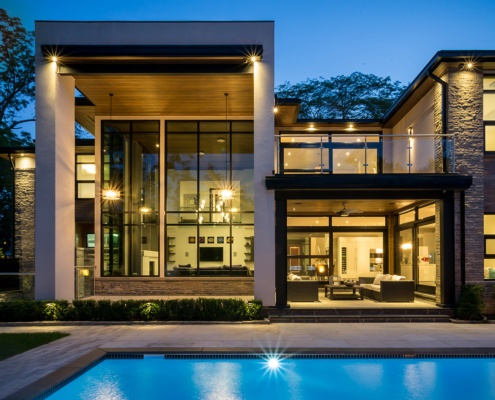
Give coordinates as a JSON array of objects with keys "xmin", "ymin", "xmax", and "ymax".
[
  {"xmin": 283, "ymin": 147, "xmax": 329, "ymax": 172},
  {"xmin": 275, "ymin": 134, "xmax": 455, "ymax": 174}
]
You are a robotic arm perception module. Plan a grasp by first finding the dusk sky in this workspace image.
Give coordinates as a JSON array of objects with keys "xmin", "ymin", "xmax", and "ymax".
[{"xmin": 4, "ymin": 0, "xmax": 495, "ymax": 135}]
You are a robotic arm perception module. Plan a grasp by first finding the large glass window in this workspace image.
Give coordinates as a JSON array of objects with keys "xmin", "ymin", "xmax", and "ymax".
[
  {"xmin": 165, "ymin": 121, "xmax": 254, "ymax": 277},
  {"xmin": 332, "ymin": 232, "xmax": 384, "ymax": 279},
  {"xmin": 101, "ymin": 120, "xmax": 160, "ymax": 277},
  {"xmin": 484, "ymin": 77, "xmax": 495, "ymax": 151},
  {"xmin": 485, "ymin": 214, "xmax": 495, "ymax": 279},
  {"xmin": 397, "ymin": 203, "xmax": 437, "ymax": 292},
  {"xmin": 485, "ymin": 125, "xmax": 495, "ymax": 152},
  {"xmin": 287, "ymin": 231, "xmax": 330, "ymax": 280},
  {"xmin": 76, "ymin": 154, "xmax": 95, "ymax": 199}
]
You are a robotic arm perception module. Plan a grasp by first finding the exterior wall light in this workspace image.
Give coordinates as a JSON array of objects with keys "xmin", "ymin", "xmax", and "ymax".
[
  {"xmin": 273, "ymin": 107, "xmax": 279, "ymax": 114},
  {"xmin": 407, "ymin": 126, "xmax": 414, "ymax": 135},
  {"xmin": 51, "ymin": 56, "xmax": 58, "ymax": 62}
]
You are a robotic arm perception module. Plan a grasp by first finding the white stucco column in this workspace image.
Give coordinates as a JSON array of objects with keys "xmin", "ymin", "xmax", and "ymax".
[
  {"xmin": 35, "ymin": 58, "xmax": 75, "ymax": 300},
  {"xmin": 254, "ymin": 46, "xmax": 275, "ymax": 306}
]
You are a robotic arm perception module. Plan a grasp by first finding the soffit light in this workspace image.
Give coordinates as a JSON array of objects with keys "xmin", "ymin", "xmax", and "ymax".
[{"xmin": 306, "ymin": 124, "xmax": 317, "ymax": 131}]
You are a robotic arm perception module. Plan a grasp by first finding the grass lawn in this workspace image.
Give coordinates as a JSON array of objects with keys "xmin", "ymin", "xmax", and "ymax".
[{"xmin": 0, "ymin": 332, "xmax": 70, "ymax": 361}]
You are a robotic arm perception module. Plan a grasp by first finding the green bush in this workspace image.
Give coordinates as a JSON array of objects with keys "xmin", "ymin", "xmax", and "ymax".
[
  {"xmin": 0, "ymin": 298, "xmax": 263, "ymax": 322},
  {"xmin": 456, "ymin": 284, "xmax": 486, "ymax": 320},
  {"xmin": 42, "ymin": 300, "xmax": 70, "ymax": 321}
]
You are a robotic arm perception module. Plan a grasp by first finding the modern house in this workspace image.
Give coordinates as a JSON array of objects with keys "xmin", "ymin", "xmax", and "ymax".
[{"xmin": 6, "ymin": 21, "xmax": 494, "ymax": 310}]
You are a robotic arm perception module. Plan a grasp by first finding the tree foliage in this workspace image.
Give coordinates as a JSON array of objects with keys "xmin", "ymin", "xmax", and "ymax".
[
  {"xmin": 0, "ymin": 9, "xmax": 35, "ymax": 255},
  {"xmin": 276, "ymin": 72, "xmax": 406, "ymax": 120},
  {"xmin": 0, "ymin": 8, "xmax": 35, "ymax": 139}
]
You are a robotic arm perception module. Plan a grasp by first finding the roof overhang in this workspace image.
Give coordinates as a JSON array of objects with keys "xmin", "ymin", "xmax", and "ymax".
[
  {"xmin": 42, "ymin": 44, "xmax": 261, "ymax": 134},
  {"xmin": 382, "ymin": 50, "xmax": 495, "ymax": 128},
  {"xmin": 42, "ymin": 44, "xmax": 262, "ymax": 74}
]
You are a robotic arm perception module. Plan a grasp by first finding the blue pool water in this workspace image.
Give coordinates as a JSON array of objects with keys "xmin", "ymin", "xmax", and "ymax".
[{"xmin": 46, "ymin": 355, "xmax": 495, "ymax": 399}]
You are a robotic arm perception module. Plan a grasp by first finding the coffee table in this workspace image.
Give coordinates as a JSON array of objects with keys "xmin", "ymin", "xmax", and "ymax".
[{"xmin": 325, "ymin": 284, "xmax": 363, "ymax": 300}]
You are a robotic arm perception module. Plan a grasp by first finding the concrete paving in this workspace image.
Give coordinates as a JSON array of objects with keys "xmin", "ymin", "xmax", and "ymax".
[{"xmin": 1, "ymin": 322, "xmax": 495, "ymax": 398}]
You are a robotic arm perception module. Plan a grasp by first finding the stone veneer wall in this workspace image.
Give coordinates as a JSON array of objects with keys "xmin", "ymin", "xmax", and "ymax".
[
  {"xmin": 14, "ymin": 169, "xmax": 35, "ymax": 298},
  {"xmin": 448, "ymin": 68, "xmax": 485, "ymax": 285},
  {"xmin": 95, "ymin": 277, "xmax": 254, "ymax": 297}
]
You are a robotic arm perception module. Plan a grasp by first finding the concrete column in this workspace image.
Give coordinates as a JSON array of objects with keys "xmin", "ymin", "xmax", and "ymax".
[
  {"xmin": 35, "ymin": 58, "xmax": 75, "ymax": 300},
  {"xmin": 253, "ymin": 43, "xmax": 275, "ymax": 306}
]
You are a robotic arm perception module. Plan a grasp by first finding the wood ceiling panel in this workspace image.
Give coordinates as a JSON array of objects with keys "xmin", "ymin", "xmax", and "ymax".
[
  {"xmin": 287, "ymin": 199, "xmax": 427, "ymax": 214},
  {"xmin": 75, "ymin": 75, "xmax": 254, "ymax": 117}
]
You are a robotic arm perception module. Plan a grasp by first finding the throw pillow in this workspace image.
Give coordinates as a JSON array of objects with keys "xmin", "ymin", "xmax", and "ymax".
[{"xmin": 372, "ymin": 273, "xmax": 384, "ymax": 285}]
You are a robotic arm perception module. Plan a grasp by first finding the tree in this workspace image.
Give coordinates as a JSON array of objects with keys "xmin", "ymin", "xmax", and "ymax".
[
  {"xmin": 0, "ymin": 9, "xmax": 35, "ymax": 256},
  {"xmin": 0, "ymin": 8, "xmax": 35, "ymax": 138},
  {"xmin": 276, "ymin": 72, "xmax": 406, "ymax": 120}
]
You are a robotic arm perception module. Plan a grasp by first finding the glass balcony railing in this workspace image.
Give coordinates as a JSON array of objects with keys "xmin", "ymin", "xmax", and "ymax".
[{"xmin": 274, "ymin": 133, "xmax": 455, "ymax": 175}]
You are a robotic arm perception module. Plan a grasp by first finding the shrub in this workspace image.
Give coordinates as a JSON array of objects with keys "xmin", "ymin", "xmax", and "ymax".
[
  {"xmin": 42, "ymin": 301, "xmax": 70, "ymax": 321},
  {"xmin": 456, "ymin": 285, "xmax": 485, "ymax": 320},
  {"xmin": 0, "ymin": 298, "xmax": 263, "ymax": 322}
]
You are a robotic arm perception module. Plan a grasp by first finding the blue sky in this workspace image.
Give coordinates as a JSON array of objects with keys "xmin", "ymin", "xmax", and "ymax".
[{"xmin": 4, "ymin": 0, "xmax": 495, "ymax": 134}]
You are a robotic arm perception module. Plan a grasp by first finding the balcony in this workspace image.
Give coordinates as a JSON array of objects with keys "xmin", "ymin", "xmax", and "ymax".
[{"xmin": 274, "ymin": 133, "xmax": 455, "ymax": 175}]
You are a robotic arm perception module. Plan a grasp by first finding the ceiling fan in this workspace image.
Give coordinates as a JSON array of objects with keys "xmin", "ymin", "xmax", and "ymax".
[{"xmin": 333, "ymin": 202, "xmax": 363, "ymax": 217}]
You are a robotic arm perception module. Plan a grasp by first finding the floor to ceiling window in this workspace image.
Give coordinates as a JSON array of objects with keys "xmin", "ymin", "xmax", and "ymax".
[
  {"xmin": 165, "ymin": 121, "xmax": 254, "ymax": 277},
  {"xmin": 397, "ymin": 203, "xmax": 437, "ymax": 293},
  {"xmin": 101, "ymin": 120, "xmax": 160, "ymax": 277},
  {"xmin": 287, "ymin": 214, "xmax": 386, "ymax": 282}
]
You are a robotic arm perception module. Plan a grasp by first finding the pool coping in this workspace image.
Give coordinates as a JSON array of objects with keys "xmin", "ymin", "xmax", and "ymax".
[{"xmin": 8, "ymin": 347, "xmax": 495, "ymax": 400}]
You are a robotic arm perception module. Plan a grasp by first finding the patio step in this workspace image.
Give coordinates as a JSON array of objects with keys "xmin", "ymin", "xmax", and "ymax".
[{"xmin": 266, "ymin": 308, "xmax": 454, "ymax": 323}]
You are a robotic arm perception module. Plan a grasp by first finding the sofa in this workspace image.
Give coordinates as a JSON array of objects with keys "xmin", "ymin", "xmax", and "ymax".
[
  {"xmin": 359, "ymin": 274, "xmax": 415, "ymax": 302},
  {"xmin": 287, "ymin": 280, "xmax": 319, "ymax": 302}
]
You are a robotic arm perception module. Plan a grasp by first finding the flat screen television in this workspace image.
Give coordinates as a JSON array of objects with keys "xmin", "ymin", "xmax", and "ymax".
[{"xmin": 199, "ymin": 247, "xmax": 223, "ymax": 262}]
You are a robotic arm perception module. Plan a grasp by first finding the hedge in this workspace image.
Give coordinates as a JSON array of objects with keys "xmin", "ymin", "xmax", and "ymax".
[{"xmin": 0, "ymin": 298, "xmax": 263, "ymax": 322}]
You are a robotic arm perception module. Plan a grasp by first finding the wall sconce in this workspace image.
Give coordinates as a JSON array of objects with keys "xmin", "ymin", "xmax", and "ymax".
[
  {"xmin": 407, "ymin": 127, "xmax": 413, "ymax": 136},
  {"xmin": 80, "ymin": 268, "xmax": 90, "ymax": 277},
  {"xmin": 102, "ymin": 189, "xmax": 120, "ymax": 200}
]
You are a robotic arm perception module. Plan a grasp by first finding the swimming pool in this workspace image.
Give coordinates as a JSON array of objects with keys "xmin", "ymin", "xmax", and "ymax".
[{"xmin": 43, "ymin": 353, "xmax": 495, "ymax": 399}]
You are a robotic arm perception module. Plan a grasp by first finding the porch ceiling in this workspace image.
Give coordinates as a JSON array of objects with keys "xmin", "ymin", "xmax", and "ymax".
[{"xmin": 75, "ymin": 74, "xmax": 254, "ymax": 134}]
